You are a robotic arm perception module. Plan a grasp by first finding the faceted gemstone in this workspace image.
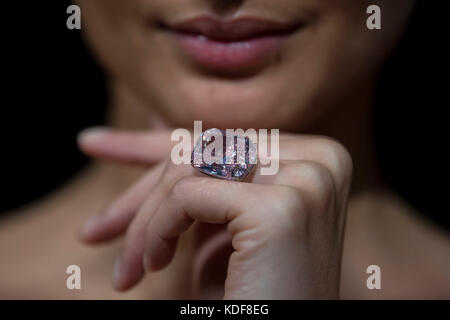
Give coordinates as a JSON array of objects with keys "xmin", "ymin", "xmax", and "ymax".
[{"xmin": 191, "ymin": 129, "xmax": 257, "ymax": 181}]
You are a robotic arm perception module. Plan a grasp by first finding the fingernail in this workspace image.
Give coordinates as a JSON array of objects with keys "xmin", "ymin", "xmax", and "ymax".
[
  {"xmin": 113, "ymin": 257, "xmax": 123, "ymax": 290},
  {"xmin": 77, "ymin": 127, "xmax": 109, "ymax": 144}
]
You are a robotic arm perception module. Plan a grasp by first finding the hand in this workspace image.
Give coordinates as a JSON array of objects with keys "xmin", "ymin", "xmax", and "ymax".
[{"xmin": 78, "ymin": 128, "xmax": 353, "ymax": 299}]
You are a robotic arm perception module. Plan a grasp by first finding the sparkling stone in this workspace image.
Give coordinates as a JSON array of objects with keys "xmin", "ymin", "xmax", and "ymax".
[{"xmin": 191, "ymin": 129, "xmax": 257, "ymax": 181}]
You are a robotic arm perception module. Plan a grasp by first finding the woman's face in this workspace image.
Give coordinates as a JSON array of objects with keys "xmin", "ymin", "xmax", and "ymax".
[{"xmin": 79, "ymin": 0, "xmax": 414, "ymax": 130}]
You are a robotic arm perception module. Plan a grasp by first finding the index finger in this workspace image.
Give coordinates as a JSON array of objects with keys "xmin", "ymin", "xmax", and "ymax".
[{"xmin": 77, "ymin": 128, "xmax": 176, "ymax": 165}]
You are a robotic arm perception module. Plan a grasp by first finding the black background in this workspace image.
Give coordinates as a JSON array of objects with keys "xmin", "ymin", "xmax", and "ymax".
[
  {"xmin": 2, "ymin": 300, "xmax": 448, "ymax": 318},
  {"xmin": 1, "ymin": 1, "xmax": 449, "ymax": 231},
  {"xmin": 1, "ymin": 300, "xmax": 448, "ymax": 318}
]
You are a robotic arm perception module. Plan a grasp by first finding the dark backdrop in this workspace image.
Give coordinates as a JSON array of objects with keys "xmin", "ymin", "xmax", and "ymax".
[{"xmin": 2, "ymin": 1, "xmax": 449, "ymax": 231}]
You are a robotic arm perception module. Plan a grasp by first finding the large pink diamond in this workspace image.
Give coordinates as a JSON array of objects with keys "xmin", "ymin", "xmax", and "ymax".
[{"xmin": 191, "ymin": 129, "xmax": 257, "ymax": 181}]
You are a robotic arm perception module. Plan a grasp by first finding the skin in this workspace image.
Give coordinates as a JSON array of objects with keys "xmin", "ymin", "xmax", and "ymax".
[
  {"xmin": 0, "ymin": 0, "xmax": 449, "ymax": 299},
  {"xmin": 79, "ymin": 0, "xmax": 411, "ymax": 131},
  {"xmin": 80, "ymin": 134, "xmax": 353, "ymax": 299}
]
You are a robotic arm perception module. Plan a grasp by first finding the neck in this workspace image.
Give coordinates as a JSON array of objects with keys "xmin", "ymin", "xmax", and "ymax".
[
  {"xmin": 107, "ymin": 80, "xmax": 171, "ymax": 130},
  {"xmin": 304, "ymin": 84, "xmax": 385, "ymax": 195}
]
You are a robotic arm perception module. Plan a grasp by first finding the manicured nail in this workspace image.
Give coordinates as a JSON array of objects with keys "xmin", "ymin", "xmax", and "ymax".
[{"xmin": 77, "ymin": 127, "xmax": 109, "ymax": 144}]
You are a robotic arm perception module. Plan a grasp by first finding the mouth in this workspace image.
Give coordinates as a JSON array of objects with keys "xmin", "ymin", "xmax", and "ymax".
[{"xmin": 157, "ymin": 16, "xmax": 304, "ymax": 74}]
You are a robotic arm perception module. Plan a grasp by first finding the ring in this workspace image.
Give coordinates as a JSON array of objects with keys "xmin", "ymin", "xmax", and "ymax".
[{"xmin": 191, "ymin": 129, "xmax": 257, "ymax": 181}]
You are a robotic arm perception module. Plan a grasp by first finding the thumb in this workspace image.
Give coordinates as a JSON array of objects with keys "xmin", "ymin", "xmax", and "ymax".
[{"xmin": 77, "ymin": 127, "xmax": 176, "ymax": 166}]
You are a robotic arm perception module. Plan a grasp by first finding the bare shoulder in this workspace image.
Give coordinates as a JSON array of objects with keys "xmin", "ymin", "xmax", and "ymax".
[
  {"xmin": 341, "ymin": 190, "xmax": 450, "ymax": 299},
  {"xmin": 0, "ymin": 166, "xmax": 128, "ymax": 299}
]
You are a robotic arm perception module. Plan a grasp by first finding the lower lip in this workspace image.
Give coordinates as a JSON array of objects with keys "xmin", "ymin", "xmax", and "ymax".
[{"xmin": 175, "ymin": 33, "xmax": 284, "ymax": 71}]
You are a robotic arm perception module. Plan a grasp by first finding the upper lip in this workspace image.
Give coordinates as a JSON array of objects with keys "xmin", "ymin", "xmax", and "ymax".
[{"xmin": 163, "ymin": 16, "xmax": 302, "ymax": 42}]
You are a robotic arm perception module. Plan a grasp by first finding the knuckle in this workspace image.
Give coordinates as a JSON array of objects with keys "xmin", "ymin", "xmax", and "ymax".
[
  {"xmin": 304, "ymin": 162, "xmax": 335, "ymax": 198},
  {"xmin": 273, "ymin": 162, "xmax": 305, "ymax": 185},
  {"xmin": 278, "ymin": 185, "xmax": 307, "ymax": 212},
  {"xmin": 168, "ymin": 176, "xmax": 195, "ymax": 202},
  {"xmin": 279, "ymin": 162, "xmax": 337, "ymax": 214},
  {"xmin": 317, "ymin": 138, "xmax": 352, "ymax": 170},
  {"xmin": 169, "ymin": 176, "xmax": 213, "ymax": 204},
  {"xmin": 280, "ymin": 162, "xmax": 335, "ymax": 199},
  {"xmin": 265, "ymin": 185, "xmax": 304, "ymax": 209},
  {"xmin": 303, "ymin": 162, "xmax": 336, "ymax": 213},
  {"xmin": 314, "ymin": 137, "xmax": 353, "ymax": 185},
  {"xmin": 260, "ymin": 186, "xmax": 308, "ymax": 232},
  {"xmin": 163, "ymin": 160, "xmax": 192, "ymax": 183}
]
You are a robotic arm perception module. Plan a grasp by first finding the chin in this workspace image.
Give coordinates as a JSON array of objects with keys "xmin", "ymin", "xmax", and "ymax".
[
  {"xmin": 168, "ymin": 104, "xmax": 302, "ymax": 131},
  {"xmin": 158, "ymin": 80, "xmax": 303, "ymax": 130}
]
